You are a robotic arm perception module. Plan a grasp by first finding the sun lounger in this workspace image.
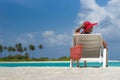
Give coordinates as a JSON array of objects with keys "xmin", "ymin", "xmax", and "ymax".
[{"xmin": 70, "ymin": 34, "xmax": 108, "ymax": 67}]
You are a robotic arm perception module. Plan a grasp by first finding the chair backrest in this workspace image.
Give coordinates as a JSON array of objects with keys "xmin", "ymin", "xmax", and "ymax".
[{"xmin": 73, "ymin": 34, "xmax": 103, "ymax": 58}]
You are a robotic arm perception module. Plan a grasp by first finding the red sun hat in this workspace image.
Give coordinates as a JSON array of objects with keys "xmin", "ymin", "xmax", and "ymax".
[{"xmin": 83, "ymin": 21, "xmax": 98, "ymax": 32}]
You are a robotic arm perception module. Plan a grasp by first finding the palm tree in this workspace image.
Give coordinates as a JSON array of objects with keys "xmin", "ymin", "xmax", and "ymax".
[
  {"xmin": 4, "ymin": 46, "xmax": 7, "ymax": 50},
  {"xmin": 0, "ymin": 44, "xmax": 3, "ymax": 57},
  {"xmin": 15, "ymin": 43, "xmax": 23, "ymax": 52},
  {"xmin": 23, "ymin": 47, "xmax": 29, "ymax": 60},
  {"xmin": 29, "ymin": 44, "xmax": 35, "ymax": 58},
  {"xmin": 7, "ymin": 46, "xmax": 13, "ymax": 52},
  {"xmin": 24, "ymin": 52, "xmax": 29, "ymax": 60},
  {"xmin": 29, "ymin": 44, "xmax": 35, "ymax": 51},
  {"xmin": 0, "ymin": 44, "xmax": 3, "ymax": 53},
  {"xmin": 39, "ymin": 44, "xmax": 43, "ymax": 49},
  {"xmin": 12, "ymin": 47, "xmax": 16, "ymax": 52}
]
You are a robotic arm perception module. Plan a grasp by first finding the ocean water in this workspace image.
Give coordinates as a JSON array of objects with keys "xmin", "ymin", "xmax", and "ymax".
[{"xmin": 0, "ymin": 61, "xmax": 120, "ymax": 67}]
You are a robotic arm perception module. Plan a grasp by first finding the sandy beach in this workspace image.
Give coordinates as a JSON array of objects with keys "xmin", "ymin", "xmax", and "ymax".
[{"xmin": 0, "ymin": 67, "xmax": 120, "ymax": 80}]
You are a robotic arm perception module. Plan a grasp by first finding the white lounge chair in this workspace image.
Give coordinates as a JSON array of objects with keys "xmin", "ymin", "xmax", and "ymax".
[{"xmin": 70, "ymin": 34, "xmax": 108, "ymax": 67}]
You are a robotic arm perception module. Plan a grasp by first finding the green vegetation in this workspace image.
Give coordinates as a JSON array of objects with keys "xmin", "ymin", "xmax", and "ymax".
[
  {"xmin": 0, "ymin": 43, "xmax": 70, "ymax": 61},
  {"xmin": 0, "ymin": 55, "xmax": 70, "ymax": 61}
]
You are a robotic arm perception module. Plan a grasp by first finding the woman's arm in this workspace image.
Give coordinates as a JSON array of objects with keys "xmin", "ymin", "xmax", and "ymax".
[
  {"xmin": 102, "ymin": 40, "xmax": 108, "ymax": 50},
  {"xmin": 75, "ymin": 24, "xmax": 84, "ymax": 34}
]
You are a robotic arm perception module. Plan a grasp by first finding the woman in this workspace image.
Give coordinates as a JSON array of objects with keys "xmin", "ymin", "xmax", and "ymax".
[
  {"xmin": 75, "ymin": 21, "xmax": 108, "ymax": 67},
  {"xmin": 75, "ymin": 21, "xmax": 108, "ymax": 49}
]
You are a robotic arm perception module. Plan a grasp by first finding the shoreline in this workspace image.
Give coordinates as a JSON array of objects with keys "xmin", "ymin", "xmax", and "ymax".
[{"xmin": 0, "ymin": 60, "xmax": 119, "ymax": 63}]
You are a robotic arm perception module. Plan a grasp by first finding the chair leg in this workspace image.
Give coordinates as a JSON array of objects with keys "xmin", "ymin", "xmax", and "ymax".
[
  {"xmin": 77, "ymin": 60, "xmax": 80, "ymax": 67},
  {"xmin": 103, "ymin": 48, "xmax": 108, "ymax": 67},
  {"xmin": 84, "ymin": 61, "xmax": 87, "ymax": 67},
  {"xmin": 70, "ymin": 59, "xmax": 73, "ymax": 67}
]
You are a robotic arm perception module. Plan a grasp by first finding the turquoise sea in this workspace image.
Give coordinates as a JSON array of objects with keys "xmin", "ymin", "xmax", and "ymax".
[{"xmin": 0, "ymin": 61, "xmax": 120, "ymax": 67}]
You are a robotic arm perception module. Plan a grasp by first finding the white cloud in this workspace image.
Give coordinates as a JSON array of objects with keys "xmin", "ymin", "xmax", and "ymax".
[
  {"xmin": 42, "ymin": 30, "xmax": 71, "ymax": 47},
  {"xmin": 78, "ymin": 0, "xmax": 120, "ymax": 40},
  {"xmin": 79, "ymin": 0, "xmax": 106, "ymax": 23},
  {"xmin": 42, "ymin": 30, "xmax": 55, "ymax": 37},
  {"xmin": 15, "ymin": 30, "xmax": 71, "ymax": 47},
  {"xmin": 27, "ymin": 33, "xmax": 34, "ymax": 40},
  {"xmin": 16, "ymin": 32, "xmax": 36, "ymax": 45}
]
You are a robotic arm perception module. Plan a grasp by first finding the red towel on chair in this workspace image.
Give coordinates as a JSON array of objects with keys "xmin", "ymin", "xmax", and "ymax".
[{"xmin": 70, "ymin": 45, "xmax": 82, "ymax": 60}]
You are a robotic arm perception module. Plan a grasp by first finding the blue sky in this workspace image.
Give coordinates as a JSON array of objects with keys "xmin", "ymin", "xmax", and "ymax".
[{"xmin": 0, "ymin": 0, "xmax": 120, "ymax": 60}]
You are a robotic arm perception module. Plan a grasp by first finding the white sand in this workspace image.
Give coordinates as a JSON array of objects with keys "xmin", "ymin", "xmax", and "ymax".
[{"xmin": 0, "ymin": 67, "xmax": 120, "ymax": 80}]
